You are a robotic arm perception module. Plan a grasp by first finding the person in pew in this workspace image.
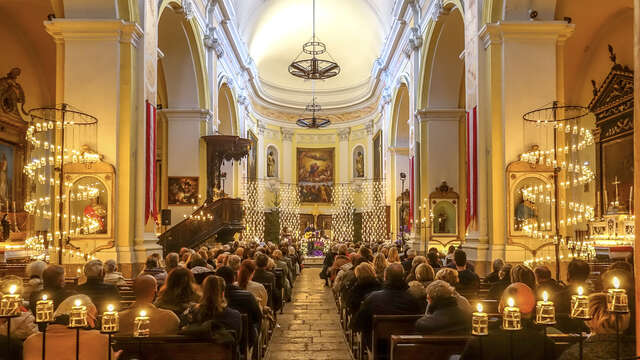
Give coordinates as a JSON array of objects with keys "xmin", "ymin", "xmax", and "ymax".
[
  {"xmin": 272, "ymin": 250, "xmax": 292, "ymax": 301},
  {"xmin": 0, "ymin": 278, "xmax": 38, "ymax": 340},
  {"xmin": 77, "ymin": 259, "xmax": 122, "ymax": 313},
  {"xmin": 119, "ymin": 275, "xmax": 180, "ymax": 336},
  {"xmin": 401, "ymin": 248, "xmax": 417, "ymax": 274},
  {"xmin": 427, "ymin": 251, "xmax": 442, "ymax": 271},
  {"xmin": 23, "ymin": 260, "xmax": 46, "ymax": 301},
  {"xmin": 510, "ymin": 264, "xmax": 536, "ymax": 291},
  {"xmin": 460, "ymin": 283, "xmax": 556, "ymax": 360},
  {"xmin": 236, "ymin": 259, "xmax": 268, "ymax": 310},
  {"xmin": 534, "ymin": 265, "xmax": 564, "ymax": 302},
  {"xmin": 252, "ymin": 253, "xmax": 281, "ymax": 312},
  {"xmin": 555, "ymin": 259, "xmax": 591, "ymax": 334},
  {"xmin": 350, "ymin": 263, "xmax": 423, "ymax": 352},
  {"xmin": 407, "ymin": 263, "xmax": 435, "ymax": 312},
  {"xmin": 23, "ymin": 295, "xmax": 114, "ymax": 360},
  {"xmin": 373, "ymin": 252, "xmax": 388, "ymax": 282},
  {"xmin": 184, "ymin": 275, "xmax": 242, "ymax": 343},
  {"xmin": 216, "ymin": 266, "xmax": 262, "ymax": 349},
  {"xmin": 102, "ymin": 259, "xmax": 127, "ymax": 286},
  {"xmin": 487, "ymin": 264, "xmax": 512, "ymax": 301},
  {"xmin": 346, "ymin": 262, "xmax": 381, "ymax": 315},
  {"xmin": 485, "ymin": 258, "xmax": 504, "ymax": 284},
  {"xmin": 29, "ymin": 264, "xmax": 77, "ymax": 315},
  {"xmin": 334, "ymin": 254, "xmax": 361, "ymax": 297},
  {"xmin": 558, "ymin": 293, "xmax": 635, "ymax": 360},
  {"xmin": 155, "ymin": 267, "xmax": 201, "ymax": 324},
  {"xmin": 415, "ymin": 280, "xmax": 471, "ymax": 334},
  {"xmin": 434, "ymin": 268, "xmax": 472, "ymax": 313},
  {"xmin": 449, "ymin": 250, "xmax": 479, "ymax": 294},
  {"xmin": 165, "ymin": 252, "xmax": 180, "ymax": 274},
  {"xmin": 141, "ymin": 255, "xmax": 168, "ymax": 288},
  {"xmin": 405, "ymin": 255, "xmax": 427, "ymax": 283}
]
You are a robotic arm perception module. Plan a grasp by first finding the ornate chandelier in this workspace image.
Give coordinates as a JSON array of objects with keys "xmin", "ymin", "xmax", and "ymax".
[
  {"xmin": 288, "ymin": 0, "xmax": 340, "ymax": 80},
  {"xmin": 296, "ymin": 97, "xmax": 330, "ymax": 128}
]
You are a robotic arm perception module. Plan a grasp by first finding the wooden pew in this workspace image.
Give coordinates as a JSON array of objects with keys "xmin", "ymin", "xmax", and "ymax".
[
  {"xmin": 390, "ymin": 335, "xmax": 469, "ymax": 360},
  {"xmin": 371, "ymin": 314, "xmax": 422, "ymax": 360},
  {"xmin": 273, "ymin": 268, "xmax": 285, "ymax": 314},
  {"xmin": 112, "ymin": 335, "xmax": 237, "ymax": 360}
]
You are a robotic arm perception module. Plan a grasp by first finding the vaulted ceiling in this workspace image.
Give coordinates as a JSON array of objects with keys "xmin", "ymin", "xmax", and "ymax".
[{"xmin": 231, "ymin": 0, "xmax": 394, "ymax": 110}]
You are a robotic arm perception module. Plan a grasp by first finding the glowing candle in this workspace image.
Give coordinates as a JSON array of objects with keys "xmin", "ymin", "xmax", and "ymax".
[
  {"xmin": 35, "ymin": 294, "xmax": 54, "ymax": 323},
  {"xmin": 570, "ymin": 286, "xmax": 590, "ymax": 319},
  {"xmin": 0, "ymin": 285, "xmax": 21, "ymax": 317},
  {"xmin": 68, "ymin": 299, "xmax": 87, "ymax": 328},
  {"xmin": 535, "ymin": 291, "xmax": 556, "ymax": 325},
  {"xmin": 472, "ymin": 303, "xmax": 488, "ymax": 336},
  {"xmin": 502, "ymin": 297, "xmax": 521, "ymax": 330},
  {"xmin": 607, "ymin": 277, "xmax": 629, "ymax": 313},
  {"xmin": 101, "ymin": 304, "xmax": 119, "ymax": 333},
  {"xmin": 133, "ymin": 310, "xmax": 150, "ymax": 338}
]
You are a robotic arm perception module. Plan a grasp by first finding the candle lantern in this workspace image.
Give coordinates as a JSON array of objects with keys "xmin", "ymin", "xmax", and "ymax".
[
  {"xmin": 0, "ymin": 285, "xmax": 21, "ymax": 317},
  {"xmin": 101, "ymin": 304, "xmax": 119, "ymax": 333},
  {"xmin": 502, "ymin": 297, "xmax": 521, "ymax": 330},
  {"xmin": 535, "ymin": 291, "xmax": 556, "ymax": 325},
  {"xmin": 607, "ymin": 277, "xmax": 629, "ymax": 313},
  {"xmin": 472, "ymin": 303, "xmax": 489, "ymax": 336},
  {"xmin": 35, "ymin": 294, "xmax": 54, "ymax": 323},
  {"xmin": 570, "ymin": 286, "xmax": 590, "ymax": 319},
  {"xmin": 68, "ymin": 299, "xmax": 87, "ymax": 328},
  {"xmin": 133, "ymin": 310, "xmax": 150, "ymax": 338}
]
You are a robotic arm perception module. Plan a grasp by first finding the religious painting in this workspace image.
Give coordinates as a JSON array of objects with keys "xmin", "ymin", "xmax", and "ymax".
[
  {"xmin": 247, "ymin": 131, "xmax": 257, "ymax": 181},
  {"xmin": 373, "ymin": 130, "xmax": 382, "ymax": 180},
  {"xmin": 0, "ymin": 141, "xmax": 16, "ymax": 207},
  {"xmin": 602, "ymin": 135, "xmax": 633, "ymax": 212},
  {"xmin": 432, "ymin": 201, "xmax": 456, "ymax": 234},
  {"xmin": 266, "ymin": 145, "xmax": 278, "ymax": 178},
  {"xmin": 353, "ymin": 145, "xmax": 364, "ymax": 178},
  {"xmin": 168, "ymin": 176, "xmax": 199, "ymax": 205},
  {"xmin": 297, "ymin": 148, "xmax": 334, "ymax": 203},
  {"xmin": 69, "ymin": 177, "xmax": 109, "ymax": 235}
]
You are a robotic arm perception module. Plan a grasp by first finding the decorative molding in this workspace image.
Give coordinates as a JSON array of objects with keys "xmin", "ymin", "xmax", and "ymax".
[
  {"xmin": 365, "ymin": 123, "xmax": 373, "ymax": 136},
  {"xmin": 45, "ymin": 19, "xmax": 143, "ymax": 47},
  {"xmin": 416, "ymin": 108, "xmax": 466, "ymax": 122},
  {"xmin": 281, "ymin": 128, "xmax": 294, "ymax": 142},
  {"xmin": 159, "ymin": 108, "xmax": 211, "ymax": 122},
  {"xmin": 204, "ymin": 26, "xmax": 224, "ymax": 58},
  {"xmin": 426, "ymin": 0, "xmax": 447, "ymax": 23},
  {"xmin": 337, "ymin": 128, "xmax": 351, "ymax": 141},
  {"xmin": 479, "ymin": 21, "xmax": 575, "ymax": 50}
]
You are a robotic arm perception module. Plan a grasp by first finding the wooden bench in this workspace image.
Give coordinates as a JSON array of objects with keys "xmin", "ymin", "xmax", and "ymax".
[
  {"xmin": 390, "ymin": 335, "xmax": 469, "ymax": 360},
  {"xmin": 273, "ymin": 268, "xmax": 285, "ymax": 313},
  {"xmin": 371, "ymin": 314, "xmax": 422, "ymax": 360},
  {"xmin": 112, "ymin": 335, "xmax": 237, "ymax": 360}
]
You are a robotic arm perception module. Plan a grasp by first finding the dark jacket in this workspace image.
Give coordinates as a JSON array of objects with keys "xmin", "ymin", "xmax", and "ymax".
[
  {"xmin": 485, "ymin": 270, "xmax": 500, "ymax": 284},
  {"xmin": 460, "ymin": 320, "xmax": 556, "ymax": 360},
  {"xmin": 77, "ymin": 279, "xmax": 121, "ymax": 313},
  {"xmin": 225, "ymin": 284, "xmax": 262, "ymax": 346},
  {"xmin": 536, "ymin": 278, "xmax": 565, "ymax": 302},
  {"xmin": 346, "ymin": 279, "xmax": 382, "ymax": 315},
  {"xmin": 29, "ymin": 286, "xmax": 77, "ymax": 315},
  {"xmin": 252, "ymin": 268, "xmax": 281, "ymax": 310},
  {"xmin": 457, "ymin": 268, "xmax": 480, "ymax": 292},
  {"xmin": 415, "ymin": 296, "xmax": 471, "ymax": 334},
  {"xmin": 559, "ymin": 334, "xmax": 636, "ymax": 360},
  {"xmin": 188, "ymin": 306, "xmax": 243, "ymax": 342},
  {"xmin": 554, "ymin": 282, "xmax": 590, "ymax": 334},
  {"xmin": 401, "ymin": 257, "xmax": 414, "ymax": 274},
  {"xmin": 487, "ymin": 279, "xmax": 509, "ymax": 301}
]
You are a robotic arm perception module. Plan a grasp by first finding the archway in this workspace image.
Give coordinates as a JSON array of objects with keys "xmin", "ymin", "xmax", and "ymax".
[
  {"xmin": 217, "ymin": 82, "xmax": 240, "ymax": 197},
  {"xmin": 157, "ymin": 3, "xmax": 208, "ymax": 226},
  {"xmin": 388, "ymin": 83, "xmax": 411, "ymax": 240}
]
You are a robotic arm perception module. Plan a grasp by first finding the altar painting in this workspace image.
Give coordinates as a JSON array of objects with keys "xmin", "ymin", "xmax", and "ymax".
[{"xmin": 297, "ymin": 148, "xmax": 334, "ymax": 203}]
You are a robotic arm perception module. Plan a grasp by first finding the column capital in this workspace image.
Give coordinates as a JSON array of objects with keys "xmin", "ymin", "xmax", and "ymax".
[
  {"xmin": 479, "ymin": 21, "xmax": 575, "ymax": 49},
  {"xmin": 204, "ymin": 26, "xmax": 224, "ymax": 58},
  {"xmin": 416, "ymin": 108, "xmax": 466, "ymax": 122},
  {"xmin": 337, "ymin": 128, "xmax": 351, "ymax": 141},
  {"xmin": 45, "ymin": 19, "xmax": 143, "ymax": 46},
  {"xmin": 159, "ymin": 108, "xmax": 212, "ymax": 122},
  {"xmin": 281, "ymin": 128, "xmax": 294, "ymax": 141}
]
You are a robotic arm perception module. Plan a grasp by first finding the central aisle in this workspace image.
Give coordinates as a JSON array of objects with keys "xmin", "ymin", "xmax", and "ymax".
[{"xmin": 266, "ymin": 267, "xmax": 353, "ymax": 360}]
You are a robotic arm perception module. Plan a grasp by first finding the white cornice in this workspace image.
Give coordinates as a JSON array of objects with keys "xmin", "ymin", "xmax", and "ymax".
[
  {"xmin": 416, "ymin": 108, "xmax": 466, "ymax": 121},
  {"xmin": 479, "ymin": 21, "xmax": 575, "ymax": 49},
  {"xmin": 45, "ymin": 19, "xmax": 143, "ymax": 46},
  {"xmin": 159, "ymin": 108, "xmax": 212, "ymax": 122}
]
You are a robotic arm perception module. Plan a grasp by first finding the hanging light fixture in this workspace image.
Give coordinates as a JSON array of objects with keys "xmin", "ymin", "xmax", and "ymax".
[
  {"xmin": 288, "ymin": 0, "xmax": 340, "ymax": 80},
  {"xmin": 296, "ymin": 96, "xmax": 331, "ymax": 129}
]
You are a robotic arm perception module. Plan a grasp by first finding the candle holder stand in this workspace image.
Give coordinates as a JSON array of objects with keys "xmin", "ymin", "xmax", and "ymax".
[
  {"xmin": 0, "ymin": 313, "xmax": 19, "ymax": 358},
  {"xmin": 100, "ymin": 327, "xmax": 118, "ymax": 360},
  {"xmin": 35, "ymin": 318, "xmax": 51, "ymax": 360}
]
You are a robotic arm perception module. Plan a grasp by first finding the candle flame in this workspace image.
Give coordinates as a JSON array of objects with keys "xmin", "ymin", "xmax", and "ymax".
[
  {"xmin": 476, "ymin": 303, "xmax": 483, "ymax": 313},
  {"xmin": 613, "ymin": 277, "xmax": 620, "ymax": 289},
  {"xmin": 8, "ymin": 285, "xmax": 16, "ymax": 295},
  {"xmin": 42, "ymin": 295, "xmax": 47, "ymax": 301},
  {"xmin": 74, "ymin": 299, "xmax": 81, "ymax": 307},
  {"xmin": 107, "ymin": 304, "xmax": 114, "ymax": 312},
  {"xmin": 507, "ymin": 297, "xmax": 515, "ymax": 307},
  {"xmin": 542, "ymin": 291, "xmax": 548, "ymax": 302},
  {"xmin": 577, "ymin": 286, "xmax": 584, "ymax": 296},
  {"xmin": 139, "ymin": 310, "xmax": 147, "ymax": 317}
]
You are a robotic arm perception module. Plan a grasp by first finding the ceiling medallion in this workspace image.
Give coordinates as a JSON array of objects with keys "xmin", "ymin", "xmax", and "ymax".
[
  {"xmin": 296, "ymin": 97, "xmax": 331, "ymax": 128},
  {"xmin": 288, "ymin": 0, "xmax": 340, "ymax": 80}
]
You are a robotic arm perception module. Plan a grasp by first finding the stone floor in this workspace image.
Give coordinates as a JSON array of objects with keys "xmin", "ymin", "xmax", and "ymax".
[{"xmin": 266, "ymin": 267, "xmax": 353, "ymax": 360}]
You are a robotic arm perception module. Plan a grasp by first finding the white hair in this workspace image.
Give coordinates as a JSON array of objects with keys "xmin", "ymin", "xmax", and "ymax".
[
  {"xmin": 84, "ymin": 259, "xmax": 104, "ymax": 279},
  {"xmin": 26, "ymin": 260, "xmax": 47, "ymax": 278}
]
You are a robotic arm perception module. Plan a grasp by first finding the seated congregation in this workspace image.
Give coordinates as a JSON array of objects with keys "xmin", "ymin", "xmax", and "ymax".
[
  {"xmin": 325, "ymin": 244, "xmax": 636, "ymax": 360},
  {"xmin": 0, "ymin": 242, "xmax": 303, "ymax": 360}
]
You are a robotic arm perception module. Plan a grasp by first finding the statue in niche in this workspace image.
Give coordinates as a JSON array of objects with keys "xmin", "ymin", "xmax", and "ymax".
[
  {"xmin": 515, "ymin": 199, "xmax": 537, "ymax": 231},
  {"xmin": 0, "ymin": 68, "xmax": 27, "ymax": 117},
  {"xmin": 435, "ymin": 211, "xmax": 448, "ymax": 233},
  {"xmin": 355, "ymin": 150, "xmax": 364, "ymax": 178},
  {"xmin": 83, "ymin": 197, "xmax": 107, "ymax": 234},
  {"xmin": 0, "ymin": 214, "xmax": 9, "ymax": 241},
  {"xmin": 267, "ymin": 150, "xmax": 276, "ymax": 177}
]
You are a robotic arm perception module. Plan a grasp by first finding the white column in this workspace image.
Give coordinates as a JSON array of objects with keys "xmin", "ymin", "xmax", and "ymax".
[
  {"xmin": 256, "ymin": 123, "xmax": 266, "ymax": 180},
  {"xmin": 281, "ymin": 129, "xmax": 294, "ymax": 184},
  {"xmin": 161, "ymin": 108, "xmax": 210, "ymax": 225},
  {"xmin": 337, "ymin": 129, "xmax": 351, "ymax": 183}
]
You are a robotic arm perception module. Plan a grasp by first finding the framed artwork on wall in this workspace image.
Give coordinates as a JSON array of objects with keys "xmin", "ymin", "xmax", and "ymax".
[
  {"xmin": 297, "ymin": 147, "xmax": 334, "ymax": 203},
  {"xmin": 168, "ymin": 176, "xmax": 199, "ymax": 205}
]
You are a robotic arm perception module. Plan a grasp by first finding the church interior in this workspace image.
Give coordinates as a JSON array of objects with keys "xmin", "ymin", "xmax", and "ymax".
[{"xmin": 0, "ymin": 0, "xmax": 638, "ymax": 359}]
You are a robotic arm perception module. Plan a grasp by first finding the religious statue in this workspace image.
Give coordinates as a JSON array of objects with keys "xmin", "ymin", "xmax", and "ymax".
[
  {"xmin": 0, "ymin": 153, "xmax": 8, "ymax": 205},
  {"xmin": 436, "ymin": 212, "xmax": 447, "ymax": 233},
  {"xmin": 84, "ymin": 198, "xmax": 107, "ymax": 234},
  {"xmin": 355, "ymin": 151, "xmax": 364, "ymax": 178},
  {"xmin": 515, "ymin": 199, "xmax": 537, "ymax": 231},
  {"xmin": 0, "ymin": 68, "xmax": 27, "ymax": 117},
  {"xmin": 267, "ymin": 150, "xmax": 276, "ymax": 177},
  {"xmin": 0, "ymin": 214, "xmax": 9, "ymax": 241}
]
